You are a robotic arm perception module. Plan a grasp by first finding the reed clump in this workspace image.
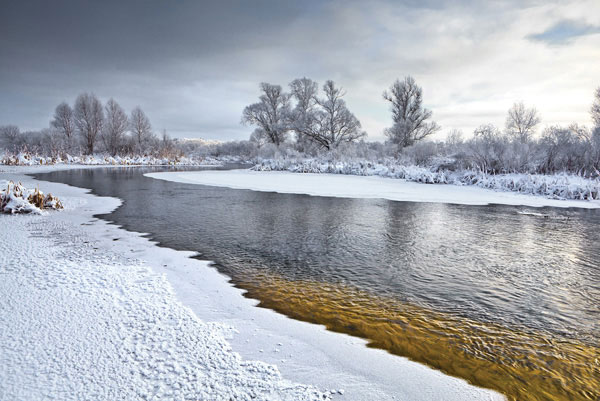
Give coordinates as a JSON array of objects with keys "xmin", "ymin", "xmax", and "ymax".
[{"xmin": 1, "ymin": 181, "xmax": 63, "ymax": 214}]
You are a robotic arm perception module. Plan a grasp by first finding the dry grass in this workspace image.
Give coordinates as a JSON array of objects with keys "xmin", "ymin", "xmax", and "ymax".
[{"xmin": 1, "ymin": 181, "xmax": 63, "ymax": 214}]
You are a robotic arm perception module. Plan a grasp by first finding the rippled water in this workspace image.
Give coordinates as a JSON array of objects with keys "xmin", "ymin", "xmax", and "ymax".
[{"xmin": 36, "ymin": 167, "xmax": 600, "ymax": 400}]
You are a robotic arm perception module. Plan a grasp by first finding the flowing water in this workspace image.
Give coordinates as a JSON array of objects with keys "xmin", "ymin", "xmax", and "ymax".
[{"xmin": 36, "ymin": 167, "xmax": 600, "ymax": 401}]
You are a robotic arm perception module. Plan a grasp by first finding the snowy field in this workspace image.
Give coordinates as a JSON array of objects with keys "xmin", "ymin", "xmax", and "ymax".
[
  {"xmin": 0, "ymin": 165, "xmax": 505, "ymax": 401},
  {"xmin": 146, "ymin": 169, "xmax": 600, "ymax": 209}
]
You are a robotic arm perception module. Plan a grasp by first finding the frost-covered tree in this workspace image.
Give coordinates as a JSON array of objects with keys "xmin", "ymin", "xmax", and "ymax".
[
  {"xmin": 242, "ymin": 83, "xmax": 291, "ymax": 146},
  {"xmin": 51, "ymin": 102, "xmax": 76, "ymax": 152},
  {"xmin": 74, "ymin": 93, "xmax": 104, "ymax": 155},
  {"xmin": 469, "ymin": 124, "xmax": 508, "ymax": 173},
  {"xmin": 310, "ymin": 80, "xmax": 365, "ymax": 150},
  {"xmin": 505, "ymin": 102, "xmax": 540, "ymax": 143},
  {"xmin": 289, "ymin": 77, "xmax": 319, "ymax": 149},
  {"xmin": 592, "ymin": 87, "xmax": 600, "ymax": 128},
  {"xmin": 539, "ymin": 125, "xmax": 589, "ymax": 173},
  {"xmin": 249, "ymin": 128, "xmax": 268, "ymax": 149},
  {"xmin": 383, "ymin": 76, "xmax": 439, "ymax": 149},
  {"xmin": 0, "ymin": 125, "xmax": 21, "ymax": 151},
  {"xmin": 102, "ymin": 98, "xmax": 128, "ymax": 156},
  {"xmin": 130, "ymin": 106, "xmax": 153, "ymax": 154}
]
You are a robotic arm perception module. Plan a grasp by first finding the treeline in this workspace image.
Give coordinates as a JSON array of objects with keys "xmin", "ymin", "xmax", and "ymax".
[
  {"xmin": 241, "ymin": 77, "xmax": 600, "ymax": 176},
  {"xmin": 2, "ymin": 83, "xmax": 600, "ymax": 176},
  {"xmin": 0, "ymin": 93, "xmax": 180, "ymax": 158},
  {"xmin": 241, "ymin": 76, "xmax": 439, "ymax": 152}
]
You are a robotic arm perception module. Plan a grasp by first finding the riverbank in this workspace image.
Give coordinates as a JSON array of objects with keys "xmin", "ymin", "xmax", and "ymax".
[
  {"xmin": 0, "ymin": 165, "xmax": 505, "ymax": 401},
  {"xmin": 145, "ymin": 169, "xmax": 600, "ymax": 209}
]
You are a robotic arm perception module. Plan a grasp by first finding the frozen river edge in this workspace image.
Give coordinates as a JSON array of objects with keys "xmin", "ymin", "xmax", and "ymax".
[
  {"xmin": 0, "ymin": 165, "xmax": 505, "ymax": 401},
  {"xmin": 146, "ymin": 169, "xmax": 600, "ymax": 209}
]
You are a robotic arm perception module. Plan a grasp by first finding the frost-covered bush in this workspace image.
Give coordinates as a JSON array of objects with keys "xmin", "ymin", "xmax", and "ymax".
[{"xmin": 0, "ymin": 181, "xmax": 63, "ymax": 214}]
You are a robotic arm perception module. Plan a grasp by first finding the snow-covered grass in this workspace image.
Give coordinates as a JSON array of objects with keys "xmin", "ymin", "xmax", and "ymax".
[
  {"xmin": 0, "ymin": 180, "xmax": 63, "ymax": 214},
  {"xmin": 252, "ymin": 158, "xmax": 600, "ymax": 201},
  {"xmin": 0, "ymin": 151, "xmax": 223, "ymax": 167}
]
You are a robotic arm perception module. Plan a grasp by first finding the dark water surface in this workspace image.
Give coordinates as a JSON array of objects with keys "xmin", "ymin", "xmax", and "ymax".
[{"xmin": 36, "ymin": 167, "xmax": 600, "ymax": 401}]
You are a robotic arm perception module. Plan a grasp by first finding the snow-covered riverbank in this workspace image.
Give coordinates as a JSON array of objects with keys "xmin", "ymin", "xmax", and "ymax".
[
  {"xmin": 146, "ymin": 169, "xmax": 600, "ymax": 209},
  {"xmin": 0, "ymin": 165, "xmax": 505, "ymax": 401},
  {"xmin": 252, "ymin": 159, "xmax": 600, "ymax": 201}
]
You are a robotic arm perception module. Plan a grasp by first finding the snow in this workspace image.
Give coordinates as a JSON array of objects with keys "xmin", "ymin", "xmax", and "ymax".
[
  {"xmin": 253, "ymin": 159, "xmax": 600, "ymax": 201},
  {"xmin": 145, "ymin": 169, "xmax": 600, "ymax": 209},
  {"xmin": 0, "ymin": 151, "xmax": 223, "ymax": 167},
  {"xmin": 0, "ymin": 180, "xmax": 63, "ymax": 214},
  {"xmin": 0, "ymin": 165, "xmax": 506, "ymax": 401}
]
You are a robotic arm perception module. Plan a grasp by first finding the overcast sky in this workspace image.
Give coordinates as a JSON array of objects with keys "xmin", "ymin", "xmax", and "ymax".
[{"xmin": 1, "ymin": 0, "xmax": 599, "ymax": 141}]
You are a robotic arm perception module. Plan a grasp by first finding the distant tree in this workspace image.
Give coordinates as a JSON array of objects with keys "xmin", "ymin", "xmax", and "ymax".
[
  {"xmin": 310, "ymin": 80, "xmax": 365, "ymax": 150},
  {"xmin": 469, "ymin": 124, "xmax": 508, "ymax": 173},
  {"xmin": 74, "ymin": 93, "xmax": 104, "ymax": 154},
  {"xmin": 445, "ymin": 129, "xmax": 464, "ymax": 148},
  {"xmin": 0, "ymin": 125, "xmax": 21, "ymax": 151},
  {"xmin": 505, "ymin": 102, "xmax": 540, "ymax": 143},
  {"xmin": 130, "ymin": 106, "xmax": 153, "ymax": 154},
  {"xmin": 51, "ymin": 102, "xmax": 76, "ymax": 152},
  {"xmin": 158, "ymin": 129, "xmax": 177, "ymax": 158},
  {"xmin": 539, "ymin": 125, "xmax": 589, "ymax": 173},
  {"xmin": 242, "ymin": 83, "xmax": 291, "ymax": 146},
  {"xmin": 592, "ymin": 87, "xmax": 600, "ymax": 128},
  {"xmin": 383, "ymin": 76, "xmax": 439, "ymax": 150},
  {"xmin": 101, "ymin": 98, "xmax": 128, "ymax": 156}
]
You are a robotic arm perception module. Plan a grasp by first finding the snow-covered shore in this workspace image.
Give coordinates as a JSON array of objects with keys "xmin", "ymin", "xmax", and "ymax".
[
  {"xmin": 145, "ymin": 169, "xmax": 600, "ymax": 209},
  {"xmin": 252, "ymin": 159, "xmax": 600, "ymax": 201},
  {"xmin": 0, "ymin": 165, "xmax": 505, "ymax": 401},
  {"xmin": 0, "ymin": 151, "xmax": 224, "ymax": 167}
]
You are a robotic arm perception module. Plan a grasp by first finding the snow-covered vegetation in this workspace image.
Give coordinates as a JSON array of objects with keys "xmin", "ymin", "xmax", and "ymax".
[
  {"xmin": 0, "ymin": 151, "xmax": 222, "ymax": 167},
  {"xmin": 252, "ymin": 158, "xmax": 600, "ymax": 201},
  {"xmin": 0, "ymin": 180, "xmax": 63, "ymax": 214},
  {"xmin": 2, "ymin": 83, "xmax": 600, "ymax": 204}
]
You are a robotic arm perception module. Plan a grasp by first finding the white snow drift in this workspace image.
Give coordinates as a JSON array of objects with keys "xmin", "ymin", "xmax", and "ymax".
[{"xmin": 145, "ymin": 169, "xmax": 600, "ymax": 209}]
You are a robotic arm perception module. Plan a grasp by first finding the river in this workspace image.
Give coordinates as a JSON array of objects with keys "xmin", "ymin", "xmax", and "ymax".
[{"xmin": 36, "ymin": 166, "xmax": 600, "ymax": 401}]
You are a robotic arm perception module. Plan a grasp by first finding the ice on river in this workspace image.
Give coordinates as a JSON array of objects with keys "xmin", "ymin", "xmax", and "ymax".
[{"xmin": 146, "ymin": 169, "xmax": 600, "ymax": 209}]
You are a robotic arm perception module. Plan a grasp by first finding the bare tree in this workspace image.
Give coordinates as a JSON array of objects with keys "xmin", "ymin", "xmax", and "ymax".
[
  {"xmin": 383, "ymin": 76, "xmax": 439, "ymax": 150},
  {"xmin": 309, "ymin": 80, "xmax": 365, "ymax": 150},
  {"xmin": 74, "ymin": 93, "xmax": 104, "ymax": 154},
  {"xmin": 242, "ymin": 83, "xmax": 291, "ymax": 146},
  {"xmin": 505, "ymin": 102, "xmax": 540, "ymax": 143},
  {"xmin": 0, "ymin": 125, "xmax": 21, "ymax": 151},
  {"xmin": 130, "ymin": 106, "xmax": 153, "ymax": 154},
  {"xmin": 101, "ymin": 98, "xmax": 128, "ymax": 156},
  {"xmin": 158, "ymin": 129, "xmax": 177, "ymax": 158},
  {"xmin": 51, "ymin": 102, "xmax": 75, "ymax": 152},
  {"xmin": 592, "ymin": 87, "xmax": 600, "ymax": 128},
  {"xmin": 249, "ymin": 128, "xmax": 268, "ymax": 149},
  {"xmin": 289, "ymin": 77, "xmax": 319, "ymax": 147},
  {"xmin": 469, "ymin": 124, "xmax": 508, "ymax": 173}
]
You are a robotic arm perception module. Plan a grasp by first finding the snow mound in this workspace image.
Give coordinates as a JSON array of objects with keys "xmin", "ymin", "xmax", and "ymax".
[
  {"xmin": 0, "ymin": 180, "xmax": 63, "ymax": 214},
  {"xmin": 252, "ymin": 158, "xmax": 600, "ymax": 201}
]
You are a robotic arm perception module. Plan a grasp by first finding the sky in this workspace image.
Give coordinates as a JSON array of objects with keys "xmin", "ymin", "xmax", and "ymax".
[{"xmin": 1, "ymin": 0, "xmax": 599, "ymax": 142}]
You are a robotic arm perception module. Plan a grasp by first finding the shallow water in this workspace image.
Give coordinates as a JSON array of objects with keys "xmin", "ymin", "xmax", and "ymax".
[{"xmin": 37, "ymin": 167, "xmax": 600, "ymax": 401}]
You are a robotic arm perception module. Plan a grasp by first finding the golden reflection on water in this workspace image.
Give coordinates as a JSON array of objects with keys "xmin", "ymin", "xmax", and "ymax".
[{"xmin": 232, "ymin": 271, "xmax": 600, "ymax": 401}]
